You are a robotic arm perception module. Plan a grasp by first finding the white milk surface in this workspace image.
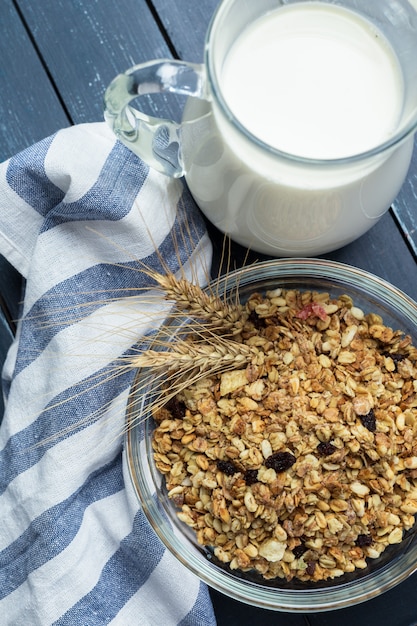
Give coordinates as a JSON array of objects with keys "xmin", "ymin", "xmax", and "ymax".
[{"xmin": 221, "ymin": 3, "xmax": 403, "ymax": 159}]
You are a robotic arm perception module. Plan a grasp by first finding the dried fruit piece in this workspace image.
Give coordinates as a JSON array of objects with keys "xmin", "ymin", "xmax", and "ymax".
[
  {"xmin": 296, "ymin": 302, "xmax": 327, "ymax": 321},
  {"xmin": 356, "ymin": 534, "xmax": 373, "ymax": 547},
  {"xmin": 217, "ymin": 460, "xmax": 239, "ymax": 476},
  {"xmin": 244, "ymin": 469, "xmax": 259, "ymax": 485},
  {"xmin": 383, "ymin": 351, "xmax": 406, "ymax": 363},
  {"xmin": 293, "ymin": 543, "xmax": 307, "ymax": 558},
  {"xmin": 317, "ymin": 442, "xmax": 337, "ymax": 457},
  {"xmin": 248, "ymin": 309, "xmax": 266, "ymax": 329},
  {"xmin": 165, "ymin": 397, "xmax": 186, "ymax": 420},
  {"xmin": 265, "ymin": 451, "xmax": 296, "ymax": 472},
  {"xmin": 360, "ymin": 409, "xmax": 376, "ymax": 432}
]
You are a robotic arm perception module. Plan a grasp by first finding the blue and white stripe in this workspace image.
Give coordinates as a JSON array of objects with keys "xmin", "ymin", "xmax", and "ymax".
[{"xmin": 0, "ymin": 123, "xmax": 216, "ymax": 625}]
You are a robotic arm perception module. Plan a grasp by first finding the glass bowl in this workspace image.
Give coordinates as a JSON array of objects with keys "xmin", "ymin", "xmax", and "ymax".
[{"xmin": 125, "ymin": 258, "xmax": 417, "ymax": 612}]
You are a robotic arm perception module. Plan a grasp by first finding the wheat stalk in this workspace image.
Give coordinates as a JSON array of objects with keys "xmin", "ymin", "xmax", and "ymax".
[
  {"xmin": 127, "ymin": 336, "xmax": 256, "ymax": 373},
  {"xmin": 145, "ymin": 269, "xmax": 247, "ymax": 335},
  {"xmin": 23, "ymin": 213, "xmax": 253, "ymax": 446}
]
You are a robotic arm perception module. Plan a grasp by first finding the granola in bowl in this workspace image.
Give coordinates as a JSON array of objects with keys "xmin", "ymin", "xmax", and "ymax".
[
  {"xmin": 152, "ymin": 287, "xmax": 417, "ymax": 583},
  {"xmin": 126, "ymin": 259, "xmax": 417, "ymax": 611}
]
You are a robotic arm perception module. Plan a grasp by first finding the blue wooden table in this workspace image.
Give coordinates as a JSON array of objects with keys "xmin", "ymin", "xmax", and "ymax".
[{"xmin": 1, "ymin": 1, "xmax": 417, "ymax": 624}]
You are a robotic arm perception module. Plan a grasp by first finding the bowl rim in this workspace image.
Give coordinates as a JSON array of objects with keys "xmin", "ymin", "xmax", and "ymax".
[{"xmin": 125, "ymin": 258, "xmax": 417, "ymax": 612}]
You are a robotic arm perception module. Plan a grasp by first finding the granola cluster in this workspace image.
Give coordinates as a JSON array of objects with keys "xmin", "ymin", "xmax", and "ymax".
[{"xmin": 152, "ymin": 288, "xmax": 417, "ymax": 582}]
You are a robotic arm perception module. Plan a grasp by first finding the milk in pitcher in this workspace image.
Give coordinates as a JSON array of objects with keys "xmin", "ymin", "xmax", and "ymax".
[{"xmin": 183, "ymin": 2, "xmax": 413, "ymax": 256}]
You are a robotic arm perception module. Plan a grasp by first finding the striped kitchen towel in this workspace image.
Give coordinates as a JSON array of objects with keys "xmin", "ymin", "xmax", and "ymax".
[{"xmin": 0, "ymin": 122, "xmax": 217, "ymax": 625}]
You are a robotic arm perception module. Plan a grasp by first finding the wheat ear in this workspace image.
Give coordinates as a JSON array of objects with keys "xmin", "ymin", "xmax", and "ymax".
[
  {"xmin": 127, "ymin": 336, "xmax": 256, "ymax": 374},
  {"xmin": 146, "ymin": 270, "xmax": 247, "ymax": 335}
]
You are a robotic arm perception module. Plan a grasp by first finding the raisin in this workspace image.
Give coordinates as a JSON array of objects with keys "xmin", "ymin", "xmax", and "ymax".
[
  {"xmin": 244, "ymin": 469, "xmax": 259, "ymax": 485},
  {"xmin": 356, "ymin": 534, "xmax": 373, "ymax": 547},
  {"xmin": 306, "ymin": 561, "xmax": 316, "ymax": 576},
  {"xmin": 217, "ymin": 460, "xmax": 238, "ymax": 476},
  {"xmin": 317, "ymin": 441, "xmax": 337, "ymax": 456},
  {"xmin": 248, "ymin": 310, "xmax": 266, "ymax": 329},
  {"xmin": 360, "ymin": 409, "xmax": 376, "ymax": 432},
  {"xmin": 383, "ymin": 351, "xmax": 406, "ymax": 364},
  {"xmin": 293, "ymin": 543, "xmax": 307, "ymax": 558},
  {"xmin": 265, "ymin": 451, "xmax": 296, "ymax": 472},
  {"xmin": 165, "ymin": 397, "xmax": 186, "ymax": 420}
]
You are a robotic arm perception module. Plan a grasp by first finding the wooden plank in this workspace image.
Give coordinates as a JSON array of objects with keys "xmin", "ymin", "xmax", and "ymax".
[
  {"xmin": 151, "ymin": 0, "xmax": 221, "ymax": 61},
  {"xmin": 307, "ymin": 570, "xmax": 417, "ymax": 626},
  {"xmin": 0, "ymin": 0, "xmax": 69, "ymax": 161},
  {"xmin": 16, "ymin": 0, "xmax": 177, "ymax": 124},
  {"xmin": 0, "ymin": 255, "xmax": 22, "ymax": 328},
  {"xmin": 0, "ymin": 1, "xmax": 59, "ymax": 395},
  {"xmin": 210, "ymin": 588, "xmax": 311, "ymax": 626},
  {"xmin": 0, "ymin": 309, "xmax": 13, "ymax": 420},
  {"xmin": 392, "ymin": 138, "xmax": 417, "ymax": 258},
  {"xmin": 327, "ymin": 210, "xmax": 417, "ymax": 301},
  {"xmin": 0, "ymin": 255, "xmax": 21, "ymax": 422},
  {"xmin": 208, "ymin": 207, "xmax": 417, "ymax": 302}
]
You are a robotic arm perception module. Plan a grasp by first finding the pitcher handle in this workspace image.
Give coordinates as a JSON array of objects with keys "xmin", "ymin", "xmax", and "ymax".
[{"xmin": 103, "ymin": 59, "xmax": 207, "ymax": 177}]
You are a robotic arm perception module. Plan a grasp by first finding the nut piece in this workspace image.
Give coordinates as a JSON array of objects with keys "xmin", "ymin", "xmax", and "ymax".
[
  {"xmin": 220, "ymin": 370, "xmax": 248, "ymax": 396},
  {"xmin": 259, "ymin": 539, "xmax": 287, "ymax": 562}
]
